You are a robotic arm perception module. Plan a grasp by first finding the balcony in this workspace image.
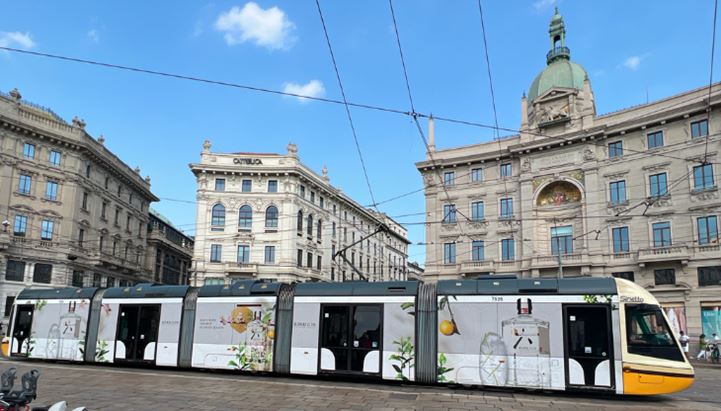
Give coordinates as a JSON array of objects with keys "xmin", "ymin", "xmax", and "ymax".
[
  {"xmin": 0, "ymin": 232, "xmax": 9, "ymax": 251},
  {"xmin": 225, "ymin": 262, "xmax": 258, "ymax": 275},
  {"xmin": 461, "ymin": 260, "xmax": 495, "ymax": 272},
  {"xmin": 532, "ymin": 253, "xmax": 588, "ymax": 268},
  {"xmin": 546, "ymin": 46, "xmax": 570, "ymax": 63},
  {"xmin": 694, "ymin": 243, "xmax": 721, "ymax": 256},
  {"xmin": 637, "ymin": 245, "xmax": 690, "ymax": 266}
]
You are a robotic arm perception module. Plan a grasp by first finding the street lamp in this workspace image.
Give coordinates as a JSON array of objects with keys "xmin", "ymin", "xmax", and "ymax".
[{"xmin": 1, "ymin": 220, "xmax": 9, "ymax": 233}]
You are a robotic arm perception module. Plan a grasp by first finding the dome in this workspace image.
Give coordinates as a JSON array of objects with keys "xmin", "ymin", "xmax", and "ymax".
[{"xmin": 527, "ymin": 59, "xmax": 588, "ymax": 102}]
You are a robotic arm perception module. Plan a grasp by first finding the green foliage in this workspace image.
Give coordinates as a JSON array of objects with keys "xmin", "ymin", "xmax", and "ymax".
[
  {"xmin": 35, "ymin": 300, "xmax": 47, "ymax": 311},
  {"xmin": 227, "ymin": 343, "xmax": 251, "ymax": 371},
  {"xmin": 400, "ymin": 302, "xmax": 415, "ymax": 316},
  {"xmin": 95, "ymin": 340, "xmax": 109, "ymax": 362},
  {"xmin": 390, "ymin": 336, "xmax": 414, "ymax": 381},
  {"xmin": 583, "ymin": 294, "xmax": 614, "ymax": 304},
  {"xmin": 437, "ymin": 352, "xmax": 454, "ymax": 383}
]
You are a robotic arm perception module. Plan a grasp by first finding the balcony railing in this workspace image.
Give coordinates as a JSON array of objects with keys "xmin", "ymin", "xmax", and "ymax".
[
  {"xmin": 546, "ymin": 46, "xmax": 570, "ymax": 63},
  {"xmin": 224, "ymin": 262, "xmax": 258, "ymax": 274},
  {"xmin": 461, "ymin": 260, "xmax": 494, "ymax": 271},
  {"xmin": 638, "ymin": 245, "xmax": 690, "ymax": 264}
]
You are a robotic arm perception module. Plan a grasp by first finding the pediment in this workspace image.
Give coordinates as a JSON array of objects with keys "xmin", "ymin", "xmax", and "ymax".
[
  {"xmin": 534, "ymin": 87, "xmax": 577, "ymax": 104},
  {"xmin": 37, "ymin": 209, "xmax": 63, "ymax": 219}
]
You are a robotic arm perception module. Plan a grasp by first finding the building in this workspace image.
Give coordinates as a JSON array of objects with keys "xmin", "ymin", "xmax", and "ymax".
[
  {"xmin": 407, "ymin": 261, "xmax": 424, "ymax": 281},
  {"xmin": 190, "ymin": 141, "xmax": 410, "ymax": 285},
  {"xmin": 0, "ymin": 88, "xmax": 158, "ymax": 330},
  {"xmin": 416, "ymin": 10, "xmax": 721, "ymax": 337},
  {"xmin": 145, "ymin": 208, "xmax": 194, "ymax": 285}
]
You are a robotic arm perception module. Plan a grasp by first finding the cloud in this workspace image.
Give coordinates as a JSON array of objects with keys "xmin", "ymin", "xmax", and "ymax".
[
  {"xmin": 533, "ymin": 0, "xmax": 558, "ymax": 11},
  {"xmin": 87, "ymin": 29, "xmax": 99, "ymax": 43},
  {"xmin": 0, "ymin": 32, "xmax": 35, "ymax": 49},
  {"xmin": 282, "ymin": 80, "xmax": 326, "ymax": 103},
  {"xmin": 623, "ymin": 55, "xmax": 642, "ymax": 71},
  {"xmin": 214, "ymin": 2, "xmax": 296, "ymax": 50}
]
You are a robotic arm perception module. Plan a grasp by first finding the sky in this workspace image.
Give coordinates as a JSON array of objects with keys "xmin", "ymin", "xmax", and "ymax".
[{"xmin": 1, "ymin": 0, "xmax": 718, "ymax": 265}]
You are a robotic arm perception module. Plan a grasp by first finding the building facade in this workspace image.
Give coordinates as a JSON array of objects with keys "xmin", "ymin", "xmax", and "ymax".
[
  {"xmin": 0, "ymin": 88, "xmax": 158, "ymax": 330},
  {"xmin": 417, "ymin": 10, "xmax": 721, "ymax": 337},
  {"xmin": 145, "ymin": 209, "xmax": 194, "ymax": 285},
  {"xmin": 190, "ymin": 141, "xmax": 410, "ymax": 285}
]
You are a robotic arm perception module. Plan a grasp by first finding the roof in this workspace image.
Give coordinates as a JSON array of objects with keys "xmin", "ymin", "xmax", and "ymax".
[
  {"xmin": 294, "ymin": 281, "xmax": 418, "ymax": 296},
  {"xmin": 437, "ymin": 277, "xmax": 617, "ymax": 295},
  {"xmin": 17, "ymin": 287, "xmax": 99, "ymax": 300},
  {"xmin": 103, "ymin": 283, "xmax": 189, "ymax": 299},
  {"xmin": 528, "ymin": 59, "xmax": 587, "ymax": 102},
  {"xmin": 197, "ymin": 280, "xmax": 281, "ymax": 297}
]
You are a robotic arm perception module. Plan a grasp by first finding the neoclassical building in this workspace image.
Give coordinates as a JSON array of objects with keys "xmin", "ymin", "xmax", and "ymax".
[
  {"xmin": 144, "ymin": 208, "xmax": 194, "ymax": 285},
  {"xmin": 190, "ymin": 141, "xmax": 410, "ymax": 285},
  {"xmin": 0, "ymin": 88, "xmax": 159, "ymax": 330},
  {"xmin": 417, "ymin": 10, "xmax": 721, "ymax": 337}
]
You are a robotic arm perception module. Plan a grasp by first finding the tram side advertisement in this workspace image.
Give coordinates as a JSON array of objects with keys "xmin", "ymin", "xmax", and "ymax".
[{"xmin": 16, "ymin": 299, "xmax": 90, "ymax": 361}]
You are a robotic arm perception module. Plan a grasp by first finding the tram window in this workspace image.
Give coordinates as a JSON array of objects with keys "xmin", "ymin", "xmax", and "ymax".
[{"xmin": 625, "ymin": 304, "xmax": 684, "ymax": 361}]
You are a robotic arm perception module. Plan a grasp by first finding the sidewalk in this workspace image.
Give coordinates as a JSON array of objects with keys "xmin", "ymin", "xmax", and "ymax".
[{"xmin": 689, "ymin": 358, "xmax": 721, "ymax": 369}]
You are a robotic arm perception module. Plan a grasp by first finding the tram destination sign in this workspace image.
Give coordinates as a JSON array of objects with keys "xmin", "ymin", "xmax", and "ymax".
[{"xmin": 233, "ymin": 158, "xmax": 263, "ymax": 165}]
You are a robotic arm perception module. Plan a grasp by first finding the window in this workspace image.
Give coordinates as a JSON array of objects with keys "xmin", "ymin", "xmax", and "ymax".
[
  {"xmin": 332, "ymin": 222, "xmax": 336, "ymax": 238},
  {"xmin": 114, "ymin": 208, "xmax": 121, "ymax": 226},
  {"xmin": 242, "ymin": 179, "xmax": 252, "ymax": 192},
  {"xmin": 654, "ymin": 268, "xmax": 676, "ymax": 285},
  {"xmin": 500, "ymin": 198, "xmax": 513, "ymax": 218},
  {"xmin": 608, "ymin": 141, "xmax": 623, "ymax": 158},
  {"xmin": 344, "ymin": 227, "xmax": 347, "ymax": 242},
  {"xmin": 609, "ymin": 180, "xmax": 626, "ymax": 204},
  {"xmin": 214, "ymin": 178, "xmax": 225, "ymax": 192},
  {"xmin": 18, "ymin": 174, "xmax": 31, "ymax": 194},
  {"xmin": 612, "ymin": 226, "xmax": 630, "ymax": 253},
  {"xmin": 78, "ymin": 229, "xmax": 85, "ymax": 247},
  {"xmin": 317, "ymin": 256, "xmax": 322, "ymax": 271},
  {"xmin": 85, "ymin": 164, "xmax": 91, "ymax": 178},
  {"xmin": 265, "ymin": 246, "xmax": 276, "ymax": 264},
  {"xmin": 112, "ymin": 240, "xmax": 118, "ymax": 256},
  {"xmin": 45, "ymin": 181, "xmax": 58, "ymax": 201},
  {"xmin": 310, "ymin": 192, "xmax": 315, "ymax": 203},
  {"xmin": 307, "ymin": 252, "xmax": 313, "ymax": 269},
  {"xmin": 99, "ymin": 236, "xmax": 105, "ymax": 252},
  {"xmin": 647, "ymin": 131, "xmax": 664, "ymax": 149},
  {"xmin": 307, "ymin": 214, "xmax": 313, "ymax": 236},
  {"xmin": 5, "ymin": 260, "xmax": 25, "ymax": 281},
  {"xmin": 48, "ymin": 150, "xmax": 61, "ymax": 166},
  {"xmin": 4, "ymin": 296, "xmax": 15, "ymax": 317},
  {"xmin": 625, "ymin": 304, "xmax": 683, "ymax": 361},
  {"xmin": 443, "ymin": 242, "xmax": 456, "ymax": 264},
  {"xmin": 501, "ymin": 238, "xmax": 515, "ymax": 261},
  {"xmin": 297, "ymin": 249, "xmax": 303, "ymax": 267},
  {"xmin": 691, "ymin": 119, "xmax": 709, "ymax": 138},
  {"xmin": 652, "ymin": 222, "xmax": 671, "ymax": 247},
  {"xmin": 41, "ymin": 219, "xmax": 54, "ymax": 240},
  {"xmin": 472, "ymin": 240, "xmax": 484, "ymax": 262},
  {"xmin": 13, "ymin": 215, "xmax": 27, "ymax": 237},
  {"xmin": 210, "ymin": 244, "xmax": 222, "ymax": 262},
  {"xmin": 237, "ymin": 245, "xmax": 250, "ymax": 263},
  {"xmin": 300, "ymin": 185, "xmax": 306, "ymax": 198},
  {"xmin": 101, "ymin": 202, "xmax": 107, "ymax": 219},
  {"xmin": 104, "ymin": 177, "xmax": 109, "ymax": 189},
  {"xmin": 297, "ymin": 210, "xmax": 303, "ymax": 232},
  {"xmin": 471, "ymin": 167, "xmax": 483, "ymax": 182},
  {"xmin": 93, "ymin": 273, "xmax": 102, "ymax": 288},
  {"xmin": 33, "ymin": 263, "xmax": 52, "ymax": 283},
  {"xmin": 443, "ymin": 171, "xmax": 455, "ymax": 186},
  {"xmin": 268, "ymin": 180, "xmax": 278, "ymax": 193},
  {"xmin": 320, "ymin": 197, "xmax": 324, "ymax": 209},
  {"xmin": 693, "ymin": 164, "xmax": 714, "ymax": 190},
  {"xmin": 23, "ymin": 142, "xmax": 36, "ymax": 160},
  {"xmin": 238, "ymin": 205, "xmax": 252, "ymax": 229},
  {"xmin": 442, "ymin": 204, "xmax": 456, "ymax": 224},
  {"xmin": 211, "ymin": 204, "xmax": 225, "ymax": 227},
  {"xmin": 317, "ymin": 219, "xmax": 322, "ymax": 239},
  {"xmin": 612, "ymin": 272, "xmax": 635, "ymax": 282},
  {"xmin": 116, "ymin": 186, "xmax": 122, "ymax": 199},
  {"xmin": 126, "ymin": 215, "xmax": 131, "ymax": 231},
  {"xmin": 551, "ymin": 225, "xmax": 573, "ymax": 255},
  {"xmin": 649, "ymin": 173, "xmax": 668, "ymax": 198},
  {"xmin": 82, "ymin": 192, "xmax": 89, "ymax": 210},
  {"xmin": 698, "ymin": 266, "xmax": 721, "ymax": 286},
  {"xmin": 471, "ymin": 201, "xmax": 484, "ymax": 221},
  {"xmin": 500, "ymin": 163, "xmax": 512, "ymax": 178},
  {"xmin": 697, "ymin": 216, "xmax": 718, "ymax": 245},
  {"xmin": 128, "ymin": 194, "xmax": 133, "ymax": 206}
]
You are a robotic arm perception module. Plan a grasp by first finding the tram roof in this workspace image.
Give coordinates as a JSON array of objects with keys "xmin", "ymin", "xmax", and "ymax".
[
  {"xmin": 17, "ymin": 287, "xmax": 99, "ymax": 300},
  {"xmin": 437, "ymin": 277, "xmax": 617, "ymax": 295},
  {"xmin": 103, "ymin": 283, "xmax": 190, "ymax": 299},
  {"xmin": 197, "ymin": 280, "xmax": 282, "ymax": 297},
  {"xmin": 293, "ymin": 281, "xmax": 418, "ymax": 296}
]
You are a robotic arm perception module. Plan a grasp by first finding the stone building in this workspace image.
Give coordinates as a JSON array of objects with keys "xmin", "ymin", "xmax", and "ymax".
[
  {"xmin": 416, "ymin": 10, "xmax": 721, "ymax": 337},
  {"xmin": 144, "ymin": 208, "xmax": 194, "ymax": 285},
  {"xmin": 190, "ymin": 141, "xmax": 410, "ymax": 285},
  {"xmin": 0, "ymin": 89, "xmax": 158, "ymax": 329}
]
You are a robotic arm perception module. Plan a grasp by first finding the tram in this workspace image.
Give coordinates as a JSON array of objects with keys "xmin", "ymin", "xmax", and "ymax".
[{"xmin": 2, "ymin": 276, "xmax": 693, "ymax": 395}]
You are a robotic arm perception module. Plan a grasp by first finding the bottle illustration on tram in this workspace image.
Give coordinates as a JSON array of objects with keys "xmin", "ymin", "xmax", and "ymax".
[
  {"xmin": 501, "ymin": 298, "xmax": 551, "ymax": 388},
  {"xmin": 479, "ymin": 331, "xmax": 508, "ymax": 386}
]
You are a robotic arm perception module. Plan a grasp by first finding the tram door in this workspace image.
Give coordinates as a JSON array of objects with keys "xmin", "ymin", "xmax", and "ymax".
[
  {"xmin": 319, "ymin": 304, "xmax": 382, "ymax": 375},
  {"xmin": 115, "ymin": 304, "xmax": 161, "ymax": 363},
  {"xmin": 10, "ymin": 305, "xmax": 34, "ymax": 356},
  {"xmin": 563, "ymin": 305, "xmax": 614, "ymax": 390}
]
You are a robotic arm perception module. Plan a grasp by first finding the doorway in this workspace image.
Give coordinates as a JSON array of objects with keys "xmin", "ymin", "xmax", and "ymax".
[
  {"xmin": 115, "ymin": 304, "xmax": 161, "ymax": 363},
  {"xmin": 319, "ymin": 304, "xmax": 382, "ymax": 375},
  {"xmin": 11, "ymin": 305, "xmax": 33, "ymax": 356},
  {"xmin": 563, "ymin": 305, "xmax": 614, "ymax": 390}
]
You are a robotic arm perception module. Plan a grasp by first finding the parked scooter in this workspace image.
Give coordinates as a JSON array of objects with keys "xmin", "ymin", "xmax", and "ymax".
[{"xmin": 0, "ymin": 368, "xmax": 85, "ymax": 411}]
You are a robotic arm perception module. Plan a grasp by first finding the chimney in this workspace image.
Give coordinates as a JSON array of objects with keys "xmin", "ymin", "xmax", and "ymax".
[{"xmin": 427, "ymin": 115, "xmax": 436, "ymax": 153}]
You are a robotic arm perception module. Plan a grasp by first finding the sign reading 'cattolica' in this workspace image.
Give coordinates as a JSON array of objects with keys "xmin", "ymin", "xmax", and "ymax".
[
  {"xmin": 532, "ymin": 150, "xmax": 578, "ymax": 171},
  {"xmin": 233, "ymin": 158, "xmax": 263, "ymax": 165}
]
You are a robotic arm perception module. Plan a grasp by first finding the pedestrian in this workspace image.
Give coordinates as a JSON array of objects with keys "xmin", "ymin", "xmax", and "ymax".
[
  {"xmin": 698, "ymin": 334, "xmax": 708, "ymax": 360},
  {"xmin": 679, "ymin": 331, "xmax": 690, "ymax": 357}
]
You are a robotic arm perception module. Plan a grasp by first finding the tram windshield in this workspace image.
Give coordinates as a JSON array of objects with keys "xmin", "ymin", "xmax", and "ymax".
[{"xmin": 625, "ymin": 304, "xmax": 684, "ymax": 362}]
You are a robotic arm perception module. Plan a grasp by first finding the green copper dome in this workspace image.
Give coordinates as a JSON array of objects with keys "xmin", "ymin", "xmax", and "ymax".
[{"xmin": 527, "ymin": 8, "xmax": 588, "ymax": 102}]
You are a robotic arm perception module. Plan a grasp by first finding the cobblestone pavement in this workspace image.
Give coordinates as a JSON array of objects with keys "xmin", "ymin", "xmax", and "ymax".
[{"xmin": 1, "ymin": 358, "xmax": 719, "ymax": 411}]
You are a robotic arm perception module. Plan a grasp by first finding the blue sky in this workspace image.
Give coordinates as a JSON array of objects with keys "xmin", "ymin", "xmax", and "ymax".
[{"xmin": 1, "ymin": 1, "xmax": 718, "ymax": 264}]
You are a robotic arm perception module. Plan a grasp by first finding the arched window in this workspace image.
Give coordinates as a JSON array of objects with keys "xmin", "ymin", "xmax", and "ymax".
[
  {"xmin": 211, "ymin": 204, "xmax": 225, "ymax": 227},
  {"xmin": 307, "ymin": 214, "xmax": 313, "ymax": 236},
  {"xmin": 266, "ymin": 206, "xmax": 278, "ymax": 228},
  {"xmin": 317, "ymin": 219, "xmax": 322, "ymax": 239},
  {"xmin": 297, "ymin": 210, "xmax": 303, "ymax": 232},
  {"xmin": 238, "ymin": 205, "xmax": 252, "ymax": 229}
]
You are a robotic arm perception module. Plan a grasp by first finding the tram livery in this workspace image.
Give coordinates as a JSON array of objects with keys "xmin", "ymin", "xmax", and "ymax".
[{"xmin": 4, "ymin": 277, "xmax": 693, "ymax": 395}]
